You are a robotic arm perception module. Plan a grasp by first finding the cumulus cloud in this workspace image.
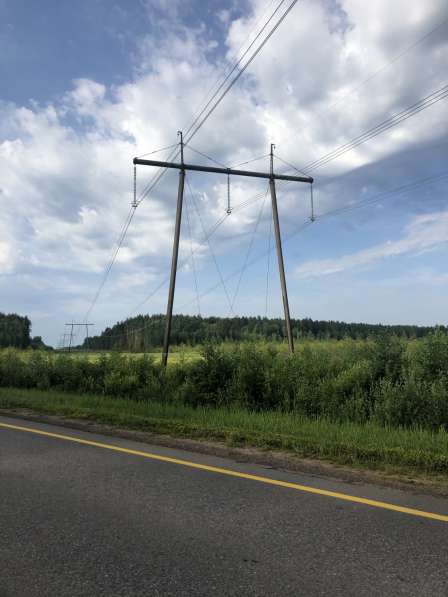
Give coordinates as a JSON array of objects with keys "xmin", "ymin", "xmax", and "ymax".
[
  {"xmin": 296, "ymin": 210, "xmax": 448, "ymax": 278},
  {"xmin": 0, "ymin": 0, "xmax": 447, "ymax": 343}
]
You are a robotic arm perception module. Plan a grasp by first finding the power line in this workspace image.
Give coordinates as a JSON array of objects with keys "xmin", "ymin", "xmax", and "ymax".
[
  {"xmin": 83, "ymin": 0, "xmax": 300, "ymax": 323},
  {"xmin": 188, "ymin": 85, "xmax": 448, "ymax": 229},
  {"xmin": 83, "ymin": 204, "xmax": 137, "ymax": 322},
  {"xmin": 175, "ymin": 171, "xmax": 448, "ymax": 312},
  {"xmin": 317, "ymin": 171, "xmax": 448, "ymax": 220},
  {"xmin": 183, "ymin": 0, "xmax": 291, "ymax": 143},
  {"xmin": 265, "ymin": 214, "xmax": 273, "ymax": 317},
  {"xmin": 183, "ymin": 0, "xmax": 300, "ymax": 147},
  {"xmin": 136, "ymin": 142, "xmax": 179, "ymax": 159},
  {"xmin": 127, "ymin": 211, "xmax": 230, "ymax": 317},
  {"xmin": 229, "ymin": 184, "xmax": 270, "ymax": 313},
  {"xmin": 185, "ymin": 144, "xmax": 229, "ymax": 168},
  {"xmin": 300, "ymin": 83, "xmax": 448, "ymax": 173},
  {"xmin": 187, "ymin": 0, "xmax": 279, "ymax": 130},
  {"xmin": 89, "ymin": 169, "xmax": 448, "ymax": 344},
  {"xmin": 229, "ymin": 154, "xmax": 270, "ymax": 168},
  {"xmin": 83, "ymin": 4, "xmax": 447, "ymax": 335},
  {"xmin": 186, "ymin": 177, "xmax": 235, "ymax": 314},
  {"xmin": 184, "ymin": 190, "xmax": 201, "ymax": 315},
  {"xmin": 310, "ymin": 14, "xmax": 448, "ymax": 127},
  {"xmin": 137, "ymin": 0, "xmax": 300, "ymax": 206}
]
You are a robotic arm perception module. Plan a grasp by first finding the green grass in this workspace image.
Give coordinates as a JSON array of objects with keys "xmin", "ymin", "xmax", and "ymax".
[
  {"xmin": 49, "ymin": 349, "xmax": 202, "ymax": 364},
  {"xmin": 2, "ymin": 387, "xmax": 448, "ymax": 480}
]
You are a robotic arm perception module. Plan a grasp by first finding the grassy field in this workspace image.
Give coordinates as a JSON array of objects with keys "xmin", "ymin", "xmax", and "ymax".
[
  {"xmin": 52, "ymin": 338, "xmax": 373, "ymax": 362},
  {"xmin": 1, "ymin": 387, "xmax": 448, "ymax": 480},
  {"xmin": 52, "ymin": 349, "xmax": 202, "ymax": 364},
  {"xmin": 1, "ymin": 333, "xmax": 447, "ymax": 481}
]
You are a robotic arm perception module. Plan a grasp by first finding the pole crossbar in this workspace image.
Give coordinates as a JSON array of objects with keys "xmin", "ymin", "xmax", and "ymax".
[{"xmin": 133, "ymin": 157, "xmax": 313, "ymax": 184}]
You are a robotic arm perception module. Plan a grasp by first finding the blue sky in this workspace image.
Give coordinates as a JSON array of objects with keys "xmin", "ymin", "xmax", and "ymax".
[{"xmin": 0, "ymin": 0, "xmax": 447, "ymax": 346}]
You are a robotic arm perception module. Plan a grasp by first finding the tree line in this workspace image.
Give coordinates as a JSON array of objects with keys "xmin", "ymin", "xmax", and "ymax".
[
  {"xmin": 0, "ymin": 313, "xmax": 31, "ymax": 348},
  {"xmin": 82, "ymin": 314, "xmax": 446, "ymax": 351},
  {"xmin": 0, "ymin": 312, "xmax": 49, "ymax": 349}
]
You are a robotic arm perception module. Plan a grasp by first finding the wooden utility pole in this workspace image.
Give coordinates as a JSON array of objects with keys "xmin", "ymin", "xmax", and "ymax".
[
  {"xmin": 161, "ymin": 132, "xmax": 185, "ymax": 367},
  {"xmin": 134, "ymin": 135, "xmax": 313, "ymax": 364},
  {"xmin": 269, "ymin": 144, "xmax": 294, "ymax": 353},
  {"xmin": 64, "ymin": 323, "xmax": 94, "ymax": 352}
]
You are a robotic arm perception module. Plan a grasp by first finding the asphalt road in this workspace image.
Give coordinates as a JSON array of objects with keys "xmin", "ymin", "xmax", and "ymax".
[{"xmin": 1, "ymin": 415, "xmax": 448, "ymax": 596}]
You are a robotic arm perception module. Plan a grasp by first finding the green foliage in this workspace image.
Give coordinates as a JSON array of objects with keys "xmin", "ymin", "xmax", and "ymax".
[
  {"xmin": 3, "ymin": 386, "xmax": 448, "ymax": 476},
  {"xmin": 83, "ymin": 313, "xmax": 444, "ymax": 351},
  {"xmin": 0, "ymin": 312, "xmax": 51, "ymax": 350},
  {"xmin": 1, "ymin": 331, "xmax": 448, "ymax": 432},
  {"xmin": 0, "ymin": 313, "xmax": 31, "ymax": 348},
  {"xmin": 412, "ymin": 329, "xmax": 448, "ymax": 381}
]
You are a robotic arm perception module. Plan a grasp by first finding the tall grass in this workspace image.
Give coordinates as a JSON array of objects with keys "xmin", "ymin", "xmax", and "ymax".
[{"xmin": 1, "ymin": 332, "xmax": 448, "ymax": 431}]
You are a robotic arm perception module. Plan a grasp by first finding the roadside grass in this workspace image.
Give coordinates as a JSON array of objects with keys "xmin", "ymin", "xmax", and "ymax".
[{"xmin": 1, "ymin": 387, "xmax": 448, "ymax": 480}]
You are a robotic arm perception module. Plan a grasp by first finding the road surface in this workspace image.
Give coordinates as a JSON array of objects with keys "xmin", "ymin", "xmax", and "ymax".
[{"xmin": 1, "ymin": 414, "xmax": 448, "ymax": 596}]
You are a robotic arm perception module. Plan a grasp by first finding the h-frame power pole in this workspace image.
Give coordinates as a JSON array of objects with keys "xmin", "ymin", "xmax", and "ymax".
[
  {"xmin": 133, "ymin": 133, "xmax": 313, "ymax": 366},
  {"xmin": 64, "ymin": 322, "xmax": 94, "ymax": 352}
]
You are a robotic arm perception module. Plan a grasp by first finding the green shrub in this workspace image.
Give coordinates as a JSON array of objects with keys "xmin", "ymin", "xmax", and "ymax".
[
  {"xmin": 373, "ymin": 374, "xmax": 448, "ymax": 429},
  {"xmin": 411, "ymin": 329, "xmax": 448, "ymax": 381},
  {"xmin": 1, "ymin": 334, "xmax": 448, "ymax": 432}
]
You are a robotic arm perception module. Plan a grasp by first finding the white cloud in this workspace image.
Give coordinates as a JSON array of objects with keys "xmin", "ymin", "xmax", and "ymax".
[
  {"xmin": 0, "ymin": 0, "xmax": 447, "ymax": 343},
  {"xmin": 227, "ymin": 0, "xmax": 448, "ymax": 172},
  {"xmin": 0, "ymin": 241, "xmax": 14, "ymax": 274},
  {"xmin": 296, "ymin": 210, "xmax": 448, "ymax": 278}
]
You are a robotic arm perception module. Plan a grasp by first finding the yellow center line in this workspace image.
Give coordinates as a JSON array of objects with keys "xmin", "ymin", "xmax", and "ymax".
[{"xmin": 1, "ymin": 420, "xmax": 447, "ymax": 523}]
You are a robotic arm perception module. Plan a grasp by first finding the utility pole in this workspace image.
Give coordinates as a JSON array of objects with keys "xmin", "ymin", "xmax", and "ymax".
[
  {"xmin": 134, "ymin": 136, "xmax": 313, "ymax": 364},
  {"xmin": 59, "ymin": 333, "xmax": 71, "ymax": 350},
  {"xmin": 66, "ymin": 322, "xmax": 74, "ymax": 352},
  {"xmin": 269, "ymin": 144, "xmax": 294, "ymax": 353},
  {"xmin": 65, "ymin": 323, "xmax": 94, "ymax": 352},
  {"xmin": 161, "ymin": 131, "xmax": 185, "ymax": 367}
]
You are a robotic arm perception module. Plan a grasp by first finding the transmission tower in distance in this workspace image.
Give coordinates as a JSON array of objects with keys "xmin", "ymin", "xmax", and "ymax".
[{"xmin": 64, "ymin": 322, "xmax": 94, "ymax": 352}]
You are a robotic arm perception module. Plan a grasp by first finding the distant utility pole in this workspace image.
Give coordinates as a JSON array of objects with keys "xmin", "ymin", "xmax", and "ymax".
[
  {"xmin": 64, "ymin": 323, "xmax": 94, "ymax": 352},
  {"xmin": 59, "ymin": 333, "xmax": 71, "ymax": 350},
  {"xmin": 133, "ymin": 133, "xmax": 313, "ymax": 365}
]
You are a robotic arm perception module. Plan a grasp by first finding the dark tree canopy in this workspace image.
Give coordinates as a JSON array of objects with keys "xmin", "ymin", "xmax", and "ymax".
[
  {"xmin": 0, "ymin": 313, "xmax": 32, "ymax": 348},
  {"xmin": 83, "ymin": 314, "xmax": 445, "ymax": 351}
]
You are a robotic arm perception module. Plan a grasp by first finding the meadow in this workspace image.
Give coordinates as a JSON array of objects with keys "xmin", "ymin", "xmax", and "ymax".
[{"xmin": 1, "ymin": 332, "xmax": 447, "ymax": 476}]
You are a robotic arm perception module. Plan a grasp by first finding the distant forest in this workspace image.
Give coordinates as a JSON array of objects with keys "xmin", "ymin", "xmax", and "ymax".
[
  {"xmin": 83, "ymin": 314, "xmax": 446, "ymax": 351},
  {"xmin": 0, "ymin": 312, "xmax": 48, "ymax": 349}
]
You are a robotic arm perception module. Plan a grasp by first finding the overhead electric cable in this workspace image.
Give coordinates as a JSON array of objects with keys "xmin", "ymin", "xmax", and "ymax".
[
  {"xmin": 137, "ymin": 0, "xmax": 300, "ymax": 205},
  {"xmin": 185, "ymin": 144, "xmax": 229, "ymax": 168},
  {"xmin": 318, "ymin": 171, "xmax": 448, "ymax": 220},
  {"xmin": 229, "ymin": 184, "xmax": 270, "ymax": 312},
  {"xmin": 90, "ymin": 169, "xmax": 448, "ymax": 344},
  {"xmin": 136, "ymin": 142, "xmax": 179, "ymax": 158},
  {"xmin": 229, "ymin": 154, "xmax": 270, "ymax": 168},
  {"xmin": 300, "ymin": 84, "xmax": 448, "ymax": 173},
  {"xmin": 183, "ymin": 0, "xmax": 291, "ymax": 142},
  {"xmin": 188, "ymin": 0, "xmax": 279, "ymax": 127},
  {"xmin": 274, "ymin": 154, "xmax": 309, "ymax": 177},
  {"xmin": 83, "ymin": 204, "xmax": 136, "ymax": 322},
  {"xmin": 265, "ymin": 215, "xmax": 273, "ymax": 317},
  {"xmin": 128, "ymin": 211, "xmax": 229, "ymax": 316},
  {"xmin": 185, "ymin": 190, "xmax": 201, "ymax": 315},
  {"xmin": 314, "ymin": 14, "xmax": 448, "ymax": 124},
  {"xmin": 183, "ymin": 0, "xmax": 300, "ymax": 146},
  {"xmin": 186, "ymin": 177, "xmax": 235, "ymax": 314},
  {"xmin": 83, "ymin": 5, "xmax": 443, "ymax": 323},
  {"xmin": 176, "ymin": 172, "xmax": 448, "ymax": 312}
]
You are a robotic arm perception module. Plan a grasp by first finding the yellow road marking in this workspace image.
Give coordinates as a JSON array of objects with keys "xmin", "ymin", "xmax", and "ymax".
[{"xmin": 1, "ymin": 420, "xmax": 447, "ymax": 523}]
